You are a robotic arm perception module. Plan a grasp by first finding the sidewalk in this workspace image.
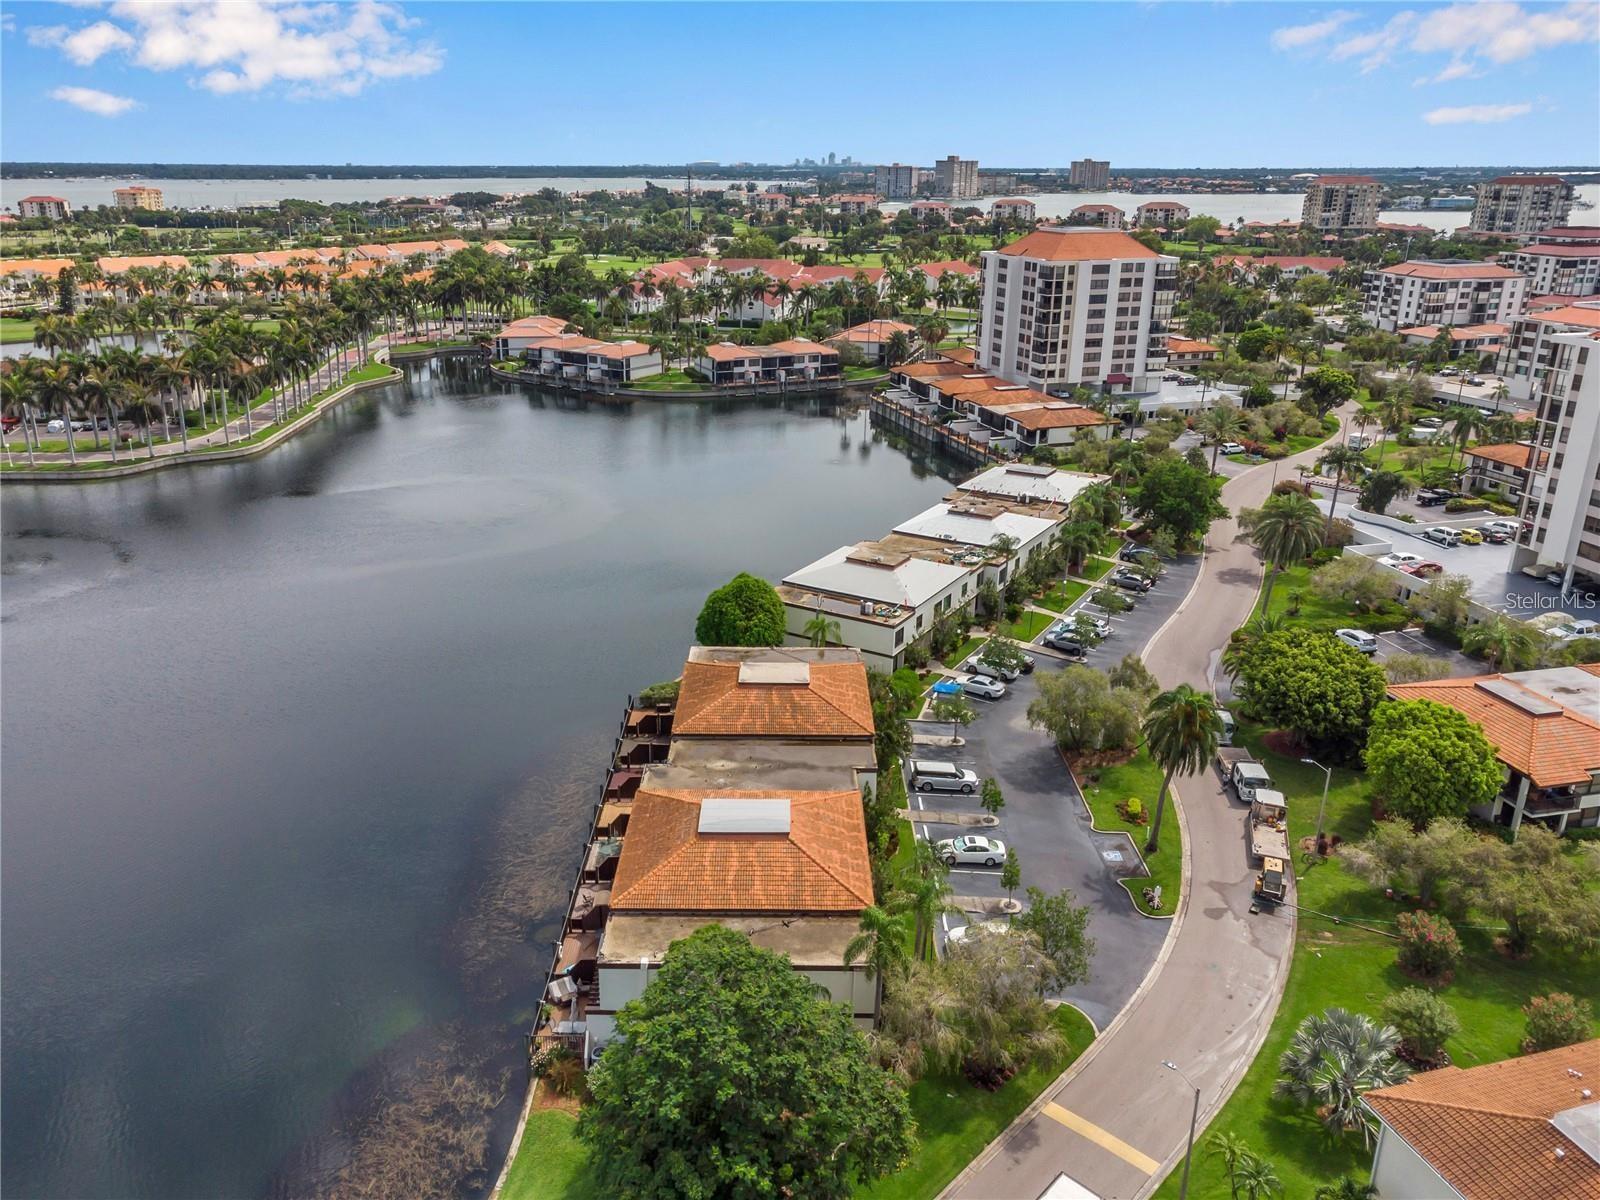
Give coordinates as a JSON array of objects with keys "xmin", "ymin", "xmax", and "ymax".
[{"xmin": 943, "ymin": 406, "xmax": 1353, "ymax": 1200}]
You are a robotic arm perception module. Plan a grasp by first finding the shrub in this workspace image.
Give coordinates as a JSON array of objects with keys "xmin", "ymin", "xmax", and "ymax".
[
  {"xmin": 1521, "ymin": 992, "xmax": 1593, "ymax": 1054},
  {"xmin": 1396, "ymin": 910, "xmax": 1462, "ymax": 980},
  {"xmin": 1443, "ymin": 497, "xmax": 1486, "ymax": 513},
  {"xmin": 637, "ymin": 679, "xmax": 680, "ymax": 707},
  {"xmin": 1382, "ymin": 988, "xmax": 1461, "ymax": 1067}
]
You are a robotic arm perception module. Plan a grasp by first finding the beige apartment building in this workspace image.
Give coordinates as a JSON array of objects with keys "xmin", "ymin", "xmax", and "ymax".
[
  {"xmin": 1069, "ymin": 159, "xmax": 1110, "ymax": 190},
  {"xmin": 934, "ymin": 155, "xmax": 980, "ymax": 200},
  {"xmin": 1469, "ymin": 175, "xmax": 1574, "ymax": 236},
  {"xmin": 1301, "ymin": 175, "xmax": 1381, "ymax": 233},
  {"xmin": 1514, "ymin": 326, "xmax": 1600, "ymax": 593},
  {"xmin": 113, "ymin": 186, "xmax": 164, "ymax": 211},
  {"xmin": 976, "ymin": 227, "xmax": 1177, "ymax": 394},
  {"xmin": 1361, "ymin": 260, "xmax": 1528, "ymax": 333},
  {"xmin": 874, "ymin": 163, "xmax": 926, "ymax": 199}
]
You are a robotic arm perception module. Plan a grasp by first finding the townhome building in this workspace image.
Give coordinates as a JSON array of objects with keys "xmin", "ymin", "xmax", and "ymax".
[
  {"xmin": 1396, "ymin": 323, "xmax": 1508, "ymax": 356},
  {"xmin": 976, "ymin": 227, "xmax": 1177, "ymax": 394},
  {"xmin": 891, "ymin": 499, "xmax": 1061, "ymax": 586},
  {"xmin": 1069, "ymin": 204, "xmax": 1125, "ymax": 229},
  {"xmin": 0, "ymin": 257, "xmax": 74, "ymax": 300},
  {"xmin": 1529, "ymin": 226, "xmax": 1600, "ymax": 245},
  {"xmin": 1361, "ymin": 260, "xmax": 1528, "ymax": 333},
  {"xmin": 693, "ymin": 339, "xmax": 841, "ymax": 385},
  {"xmin": 1500, "ymin": 243, "xmax": 1600, "ymax": 297},
  {"xmin": 1301, "ymin": 175, "xmax": 1381, "ymax": 233},
  {"xmin": 990, "ymin": 198, "xmax": 1036, "ymax": 224},
  {"xmin": 1135, "ymin": 201, "xmax": 1190, "ymax": 228},
  {"xmin": 1469, "ymin": 175, "xmax": 1575, "ymax": 236},
  {"xmin": 1165, "ymin": 337, "xmax": 1220, "ymax": 367},
  {"xmin": 828, "ymin": 319, "xmax": 916, "ymax": 365}
]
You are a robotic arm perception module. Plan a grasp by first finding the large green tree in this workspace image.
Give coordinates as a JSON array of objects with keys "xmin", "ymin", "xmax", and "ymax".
[
  {"xmin": 1013, "ymin": 887, "xmax": 1096, "ymax": 992},
  {"xmin": 1131, "ymin": 457, "xmax": 1226, "ymax": 549},
  {"xmin": 1364, "ymin": 699, "xmax": 1500, "ymax": 827},
  {"xmin": 1236, "ymin": 628, "xmax": 1387, "ymax": 752},
  {"xmin": 1298, "ymin": 365, "xmax": 1358, "ymax": 415},
  {"xmin": 1025, "ymin": 665, "xmax": 1143, "ymax": 754},
  {"xmin": 695, "ymin": 572, "xmax": 787, "ymax": 646},
  {"xmin": 1142, "ymin": 683, "xmax": 1222, "ymax": 853},
  {"xmin": 579, "ymin": 926, "xmax": 914, "ymax": 1198}
]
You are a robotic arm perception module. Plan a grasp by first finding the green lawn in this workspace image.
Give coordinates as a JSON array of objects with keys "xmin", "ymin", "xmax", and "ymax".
[
  {"xmin": 1071, "ymin": 557, "xmax": 1114, "ymax": 582},
  {"xmin": 499, "ymin": 1108, "xmax": 603, "ymax": 1200},
  {"xmin": 845, "ymin": 364, "xmax": 889, "ymax": 381},
  {"xmin": 946, "ymin": 634, "xmax": 988, "ymax": 667},
  {"xmin": 1358, "ymin": 439, "xmax": 1464, "ymax": 484},
  {"xmin": 1077, "ymin": 751, "xmax": 1181, "ymax": 916},
  {"xmin": 1035, "ymin": 580, "xmax": 1090, "ymax": 613},
  {"xmin": 1, "ymin": 316, "xmax": 36, "ymax": 344},
  {"xmin": 856, "ymin": 1005, "xmax": 1097, "ymax": 1200},
  {"xmin": 627, "ymin": 369, "xmax": 710, "ymax": 392},
  {"xmin": 1151, "ymin": 727, "xmax": 1600, "ymax": 1198},
  {"xmin": 1252, "ymin": 563, "xmax": 1410, "ymax": 634},
  {"xmin": 1002, "ymin": 610, "xmax": 1055, "ymax": 642}
]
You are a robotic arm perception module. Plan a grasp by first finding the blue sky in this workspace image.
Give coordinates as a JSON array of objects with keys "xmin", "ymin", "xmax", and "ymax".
[{"xmin": 2, "ymin": 1, "xmax": 1596, "ymax": 167}]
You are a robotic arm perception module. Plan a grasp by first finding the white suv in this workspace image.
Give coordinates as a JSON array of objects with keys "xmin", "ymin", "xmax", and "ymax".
[{"xmin": 1334, "ymin": 628, "xmax": 1378, "ymax": 655}]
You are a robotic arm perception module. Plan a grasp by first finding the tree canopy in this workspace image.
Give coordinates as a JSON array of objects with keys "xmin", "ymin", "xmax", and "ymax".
[
  {"xmin": 1130, "ymin": 457, "xmax": 1226, "ymax": 549},
  {"xmin": 1013, "ymin": 887, "xmax": 1096, "ymax": 993},
  {"xmin": 579, "ymin": 925, "xmax": 914, "ymax": 1199},
  {"xmin": 1235, "ymin": 628, "xmax": 1387, "ymax": 752},
  {"xmin": 1364, "ymin": 699, "xmax": 1500, "ymax": 827},
  {"xmin": 1026, "ymin": 665, "xmax": 1143, "ymax": 753},
  {"xmin": 695, "ymin": 572, "xmax": 786, "ymax": 646}
]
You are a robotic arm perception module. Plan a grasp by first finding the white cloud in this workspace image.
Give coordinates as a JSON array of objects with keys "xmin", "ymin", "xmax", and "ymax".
[
  {"xmin": 1275, "ymin": 2, "xmax": 1598, "ymax": 77},
  {"xmin": 1422, "ymin": 101, "xmax": 1533, "ymax": 125},
  {"xmin": 27, "ymin": 0, "xmax": 443, "ymax": 98},
  {"xmin": 50, "ymin": 84, "xmax": 139, "ymax": 116},
  {"xmin": 1270, "ymin": 11, "xmax": 1354, "ymax": 51}
]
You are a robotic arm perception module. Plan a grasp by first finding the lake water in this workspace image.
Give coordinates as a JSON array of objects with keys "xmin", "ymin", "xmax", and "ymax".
[{"xmin": 0, "ymin": 360, "xmax": 957, "ymax": 1199}]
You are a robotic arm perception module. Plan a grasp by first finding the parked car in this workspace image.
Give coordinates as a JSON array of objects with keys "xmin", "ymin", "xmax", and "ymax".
[
  {"xmin": 45, "ymin": 418, "xmax": 67, "ymax": 433},
  {"xmin": 1118, "ymin": 543, "xmax": 1157, "ymax": 564},
  {"xmin": 1416, "ymin": 488, "xmax": 1455, "ymax": 507},
  {"xmin": 1551, "ymin": 618, "xmax": 1600, "ymax": 642},
  {"xmin": 1457, "ymin": 528, "xmax": 1484, "ymax": 545},
  {"xmin": 909, "ymin": 760, "xmax": 979, "ymax": 794},
  {"xmin": 1220, "ymin": 441, "xmax": 1246, "ymax": 455},
  {"xmin": 1482, "ymin": 520, "xmax": 1521, "ymax": 537},
  {"xmin": 1071, "ymin": 615, "xmax": 1113, "ymax": 639},
  {"xmin": 1423, "ymin": 526, "xmax": 1462, "ymax": 547},
  {"xmin": 1401, "ymin": 561, "xmax": 1445, "ymax": 577},
  {"xmin": 1017, "ymin": 651, "xmax": 1036, "ymax": 674},
  {"xmin": 1415, "ymin": 416, "xmax": 1443, "ymax": 429},
  {"xmin": 1378, "ymin": 551, "xmax": 1424, "ymax": 569},
  {"xmin": 965, "ymin": 655, "xmax": 1020, "ymax": 682},
  {"xmin": 934, "ymin": 835, "xmax": 1007, "ymax": 868},
  {"xmin": 1476, "ymin": 525, "xmax": 1510, "ymax": 543},
  {"xmin": 1439, "ymin": 367, "xmax": 1458, "ymax": 377},
  {"xmin": 962, "ymin": 674, "xmax": 1007, "ymax": 700},
  {"xmin": 1334, "ymin": 628, "xmax": 1379, "ymax": 655},
  {"xmin": 1108, "ymin": 568, "xmax": 1153, "ymax": 592},
  {"xmin": 1042, "ymin": 630, "xmax": 1087, "ymax": 655}
]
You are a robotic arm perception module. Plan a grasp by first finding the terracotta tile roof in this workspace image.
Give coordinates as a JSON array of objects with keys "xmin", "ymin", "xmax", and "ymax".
[
  {"xmin": 97, "ymin": 254, "xmax": 190, "ymax": 272},
  {"xmin": 1167, "ymin": 337, "xmax": 1219, "ymax": 354},
  {"xmin": 1387, "ymin": 665, "xmax": 1600, "ymax": 787},
  {"xmin": 0, "ymin": 258, "xmax": 73, "ymax": 276},
  {"xmin": 833, "ymin": 319, "xmax": 915, "ymax": 343},
  {"xmin": 993, "ymin": 403, "xmax": 1111, "ymax": 430},
  {"xmin": 929, "ymin": 374, "xmax": 1008, "ymax": 397},
  {"xmin": 1364, "ymin": 1041, "xmax": 1600, "ymax": 1200},
  {"xmin": 919, "ymin": 259, "xmax": 980, "ymax": 278},
  {"xmin": 1380, "ymin": 261, "xmax": 1524, "ymax": 280},
  {"xmin": 610, "ymin": 787, "xmax": 873, "ymax": 913},
  {"xmin": 699, "ymin": 342, "xmax": 766, "ymax": 363},
  {"xmin": 894, "ymin": 360, "xmax": 982, "ymax": 380},
  {"xmin": 674, "ymin": 653, "xmax": 873, "ymax": 739},
  {"xmin": 999, "ymin": 228, "xmax": 1159, "ymax": 261},
  {"xmin": 1465, "ymin": 442, "xmax": 1547, "ymax": 470},
  {"xmin": 1538, "ymin": 228, "xmax": 1600, "ymax": 242},
  {"xmin": 1398, "ymin": 323, "xmax": 1508, "ymax": 342},
  {"xmin": 1071, "ymin": 204, "xmax": 1124, "ymax": 214},
  {"xmin": 587, "ymin": 340, "xmax": 655, "ymax": 360},
  {"xmin": 992, "ymin": 198, "xmax": 1034, "ymax": 208},
  {"xmin": 1515, "ymin": 244, "xmax": 1600, "ymax": 258},
  {"xmin": 1217, "ymin": 255, "xmax": 1347, "ymax": 272},
  {"xmin": 935, "ymin": 346, "xmax": 977, "ymax": 365},
  {"xmin": 1528, "ymin": 305, "xmax": 1600, "ymax": 330},
  {"xmin": 764, "ymin": 338, "xmax": 838, "ymax": 356}
]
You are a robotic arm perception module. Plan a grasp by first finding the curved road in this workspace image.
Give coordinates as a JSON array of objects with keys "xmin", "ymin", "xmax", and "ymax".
[{"xmin": 946, "ymin": 408, "xmax": 1353, "ymax": 1200}]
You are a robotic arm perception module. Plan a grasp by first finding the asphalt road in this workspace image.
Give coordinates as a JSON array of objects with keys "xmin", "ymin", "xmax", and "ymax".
[{"xmin": 944, "ymin": 406, "xmax": 1357, "ymax": 1200}]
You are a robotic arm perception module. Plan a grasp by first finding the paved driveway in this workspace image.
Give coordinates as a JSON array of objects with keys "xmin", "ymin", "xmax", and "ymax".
[{"xmin": 1372, "ymin": 627, "xmax": 1479, "ymax": 675}]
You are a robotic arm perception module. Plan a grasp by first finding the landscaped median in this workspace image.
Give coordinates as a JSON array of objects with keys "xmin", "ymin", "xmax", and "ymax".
[
  {"xmin": 1074, "ymin": 750, "xmax": 1181, "ymax": 917},
  {"xmin": 1151, "ymin": 726, "xmax": 1600, "ymax": 1199}
]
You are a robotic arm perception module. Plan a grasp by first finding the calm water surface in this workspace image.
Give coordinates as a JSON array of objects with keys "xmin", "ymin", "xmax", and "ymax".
[{"xmin": 1, "ymin": 360, "xmax": 956, "ymax": 1199}]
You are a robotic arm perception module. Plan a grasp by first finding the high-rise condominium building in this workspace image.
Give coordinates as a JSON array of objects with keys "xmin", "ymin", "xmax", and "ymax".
[
  {"xmin": 1301, "ymin": 175, "xmax": 1381, "ymax": 233},
  {"xmin": 976, "ymin": 227, "xmax": 1177, "ymax": 394},
  {"xmin": 1469, "ymin": 175, "xmax": 1575, "ymax": 236},
  {"xmin": 113, "ymin": 186, "xmax": 164, "ymax": 211},
  {"xmin": 1513, "ymin": 325, "xmax": 1600, "ymax": 592},
  {"xmin": 1068, "ymin": 159, "xmax": 1110, "ymax": 190},
  {"xmin": 874, "ymin": 163, "xmax": 926, "ymax": 200},
  {"xmin": 1361, "ymin": 260, "xmax": 1528, "ymax": 333},
  {"xmin": 934, "ymin": 156, "xmax": 979, "ymax": 200}
]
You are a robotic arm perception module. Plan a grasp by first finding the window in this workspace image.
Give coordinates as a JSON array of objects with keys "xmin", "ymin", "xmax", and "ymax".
[{"xmin": 894, "ymin": 628, "xmax": 904, "ymax": 646}]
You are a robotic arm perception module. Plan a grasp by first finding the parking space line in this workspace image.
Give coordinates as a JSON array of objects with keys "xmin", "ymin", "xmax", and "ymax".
[{"xmin": 1040, "ymin": 1103, "xmax": 1159, "ymax": 1175}]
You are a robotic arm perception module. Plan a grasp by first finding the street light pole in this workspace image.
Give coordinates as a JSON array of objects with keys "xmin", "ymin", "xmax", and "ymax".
[
  {"xmin": 1162, "ymin": 1060, "xmax": 1201, "ymax": 1200},
  {"xmin": 1302, "ymin": 757, "xmax": 1332, "ymax": 850}
]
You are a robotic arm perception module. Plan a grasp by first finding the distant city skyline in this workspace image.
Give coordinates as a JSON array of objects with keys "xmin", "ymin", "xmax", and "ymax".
[{"xmin": 1, "ymin": 1, "xmax": 1596, "ymax": 167}]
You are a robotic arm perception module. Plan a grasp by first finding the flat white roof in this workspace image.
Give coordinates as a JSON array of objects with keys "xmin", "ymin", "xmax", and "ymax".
[
  {"xmin": 956, "ymin": 464, "xmax": 1105, "ymax": 506},
  {"xmin": 894, "ymin": 502, "xmax": 1058, "ymax": 549},
  {"xmin": 698, "ymin": 798, "xmax": 792, "ymax": 834},
  {"xmin": 737, "ymin": 661, "xmax": 811, "ymax": 685},
  {"xmin": 784, "ymin": 544, "xmax": 973, "ymax": 608}
]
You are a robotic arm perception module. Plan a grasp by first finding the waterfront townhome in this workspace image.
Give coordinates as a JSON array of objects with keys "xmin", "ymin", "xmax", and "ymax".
[
  {"xmin": 493, "ymin": 315, "xmax": 572, "ymax": 357},
  {"xmin": 833, "ymin": 194, "xmax": 880, "ymax": 217},
  {"xmin": 1461, "ymin": 441, "xmax": 1547, "ymax": 500},
  {"xmin": 1500, "ymin": 243, "xmax": 1600, "ymax": 297},
  {"xmin": 511, "ymin": 331, "xmax": 663, "ymax": 382},
  {"xmin": 1388, "ymin": 664, "xmax": 1600, "ymax": 835},
  {"xmin": 692, "ymin": 339, "xmax": 842, "ymax": 385},
  {"xmin": 1362, "ymin": 1040, "xmax": 1600, "ymax": 1200},
  {"xmin": 892, "ymin": 499, "xmax": 1061, "ymax": 585},
  {"xmin": 955, "ymin": 462, "xmax": 1106, "ymax": 510},
  {"xmin": 779, "ymin": 542, "xmax": 978, "ymax": 670},
  {"xmin": 910, "ymin": 200, "xmax": 953, "ymax": 225},
  {"xmin": 1361, "ymin": 260, "xmax": 1528, "ymax": 333},
  {"xmin": 1135, "ymin": 201, "xmax": 1190, "ymax": 228},
  {"xmin": 0, "ymin": 257, "xmax": 74, "ymax": 301},
  {"xmin": 829, "ymin": 319, "xmax": 917, "ymax": 365},
  {"xmin": 990, "ymin": 198, "xmax": 1037, "ymax": 224},
  {"xmin": 1070, "ymin": 204, "xmax": 1125, "ymax": 229}
]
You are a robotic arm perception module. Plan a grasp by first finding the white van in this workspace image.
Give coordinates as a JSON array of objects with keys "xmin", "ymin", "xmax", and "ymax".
[
  {"xmin": 1217, "ymin": 707, "xmax": 1236, "ymax": 746},
  {"xmin": 909, "ymin": 759, "xmax": 978, "ymax": 794}
]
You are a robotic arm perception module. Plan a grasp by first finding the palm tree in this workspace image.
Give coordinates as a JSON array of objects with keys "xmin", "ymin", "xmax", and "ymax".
[
  {"xmin": 1205, "ymin": 1133, "xmax": 1254, "ymax": 1200},
  {"xmin": 892, "ymin": 842, "xmax": 959, "ymax": 963},
  {"xmin": 1070, "ymin": 481, "xmax": 1123, "ymax": 532},
  {"xmin": 1055, "ymin": 521, "xmax": 1104, "ymax": 576},
  {"xmin": 1275, "ymin": 1008, "xmax": 1409, "ymax": 1146},
  {"xmin": 1313, "ymin": 1177, "xmax": 1377, "ymax": 1200},
  {"xmin": 1316, "ymin": 444, "xmax": 1369, "ymax": 535},
  {"xmin": 1245, "ymin": 492, "xmax": 1322, "ymax": 611},
  {"xmin": 1375, "ymin": 391, "xmax": 1411, "ymax": 464},
  {"xmin": 1462, "ymin": 616, "xmax": 1542, "ymax": 673},
  {"xmin": 803, "ymin": 609, "xmax": 841, "ymax": 647},
  {"xmin": 1234, "ymin": 1155, "xmax": 1283, "ymax": 1200},
  {"xmin": 845, "ymin": 904, "xmax": 912, "ymax": 1020},
  {"xmin": 1142, "ymin": 684, "xmax": 1221, "ymax": 854},
  {"xmin": 1197, "ymin": 403, "xmax": 1248, "ymax": 473}
]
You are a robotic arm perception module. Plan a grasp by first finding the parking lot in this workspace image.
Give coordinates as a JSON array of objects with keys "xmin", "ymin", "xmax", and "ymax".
[
  {"xmin": 908, "ymin": 550, "xmax": 1203, "ymax": 1029},
  {"xmin": 1370, "ymin": 627, "xmax": 1480, "ymax": 675}
]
